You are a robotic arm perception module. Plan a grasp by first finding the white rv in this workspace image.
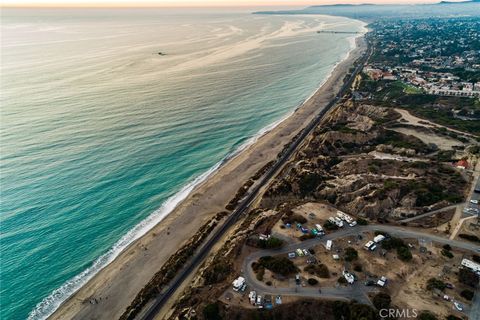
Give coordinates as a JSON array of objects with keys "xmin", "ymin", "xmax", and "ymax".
[
  {"xmin": 343, "ymin": 270, "xmax": 355, "ymax": 284},
  {"xmin": 364, "ymin": 241, "xmax": 377, "ymax": 251},
  {"xmin": 232, "ymin": 276, "xmax": 246, "ymax": 292},
  {"xmin": 326, "ymin": 240, "xmax": 333, "ymax": 251}
]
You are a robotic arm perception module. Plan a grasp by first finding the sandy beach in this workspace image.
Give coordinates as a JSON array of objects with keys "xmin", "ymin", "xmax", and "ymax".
[{"xmin": 50, "ymin": 34, "xmax": 367, "ymax": 320}]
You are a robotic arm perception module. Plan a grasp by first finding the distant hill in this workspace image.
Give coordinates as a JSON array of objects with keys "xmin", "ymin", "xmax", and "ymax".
[{"xmin": 255, "ymin": 1, "xmax": 480, "ymax": 20}]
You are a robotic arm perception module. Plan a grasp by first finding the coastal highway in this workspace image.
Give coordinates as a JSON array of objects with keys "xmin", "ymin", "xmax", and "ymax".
[
  {"xmin": 242, "ymin": 224, "xmax": 480, "ymax": 310},
  {"xmin": 139, "ymin": 40, "xmax": 372, "ymax": 320}
]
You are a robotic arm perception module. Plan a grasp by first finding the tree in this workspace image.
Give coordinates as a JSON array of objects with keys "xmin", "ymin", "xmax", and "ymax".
[
  {"xmin": 317, "ymin": 264, "xmax": 330, "ymax": 278},
  {"xmin": 344, "ymin": 247, "xmax": 359, "ymax": 262},
  {"xmin": 372, "ymin": 292, "xmax": 391, "ymax": 310},
  {"xmin": 258, "ymin": 256, "xmax": 298, "ymax": 276},
  {"xmin": 203, "ymin": 303, "xmax": 222, "ymax": 320},
  {"xmin": 397, "ymin": 246, "xmax": 412, "ymax": 261},
  {"xmin": 458, "ymin": 268, "xmax": 479, "ymax": 288},
  {"xmin": 441, "ymin": 249, "xmax": 454, "ymax": 259},
  {"xmin": 323, "ymin": 220, "xmax": 338, "ymax": 231},
  {"xmin": 357, "ymin": 218, "xmax": 368, "ymax": 225},
  {"xmin": 426, "ymin": 278, "xmax": 446, "ymax": 291},
  {"xmin": 304, "ymin": 264, "xmax": 330, "ymax": 278},
  {"xmin": 418, "ymin": 311, "xmax": 437, "ymax": 320},
  {"xmin": 349, "ymin": 303, "xmax": 378, "ymax": 319},
  {"xmin": 459, "ymin": 234, "xmax": 480, "ymax": 243},
  {"xmin": 299, "ymin": 173, "xmax": 323, "ymax": 196},
  {"xmin": 262, "ymin": 237, "xmax": 284, "ymax": 249},
  {"xmin": 460, "ymin": 289, "xmax": 474, "ymax": 301}
]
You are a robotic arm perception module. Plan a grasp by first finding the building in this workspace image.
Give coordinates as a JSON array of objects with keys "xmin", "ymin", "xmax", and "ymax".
[{"xmin": 455, "ymin": 159, "xmax": 469, "ymax": 170}]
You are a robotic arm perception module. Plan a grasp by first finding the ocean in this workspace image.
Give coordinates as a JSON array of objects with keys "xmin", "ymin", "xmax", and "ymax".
[{"xmin": 0, "ymin": 8, "xmax": 364, "ymax": 320}]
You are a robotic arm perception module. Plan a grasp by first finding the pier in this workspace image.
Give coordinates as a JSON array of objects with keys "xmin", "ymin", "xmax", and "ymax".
[{"xmin": 317, "ymin": 30, "xmax": 361, "ymax": 34}]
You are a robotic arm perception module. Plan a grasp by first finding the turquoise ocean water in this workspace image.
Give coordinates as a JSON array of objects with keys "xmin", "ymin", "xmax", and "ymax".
[{"xmin": 0, "ymin": 8, "xmax": 364, "ymax": 320}]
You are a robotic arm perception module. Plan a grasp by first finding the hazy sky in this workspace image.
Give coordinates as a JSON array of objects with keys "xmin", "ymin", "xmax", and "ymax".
[{"xmin": 2, "ymin": 0, "xmax": 460, "ymax": 7}]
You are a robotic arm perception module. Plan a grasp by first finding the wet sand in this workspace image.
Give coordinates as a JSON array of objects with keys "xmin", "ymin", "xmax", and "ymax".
[{"xmin": 50, "ymin": 35, "xmax": 367, "ymax": 320}]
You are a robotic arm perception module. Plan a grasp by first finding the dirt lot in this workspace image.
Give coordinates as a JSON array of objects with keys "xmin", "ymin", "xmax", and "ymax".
[
  {"xmin": 390, "ymin": 127, "xmax": 463, "ymax": 150},
  {"xmin": 271, "ymin": 202, "xmax": 338, "ymax": 241},
  {"xmin": 393, "ymin": 244, "xmax": 473, "ymax": 319}
]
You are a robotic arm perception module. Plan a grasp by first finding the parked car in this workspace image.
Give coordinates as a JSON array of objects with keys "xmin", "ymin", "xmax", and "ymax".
[
  {"xmin": 365, "ymin": 280, "xmax": 375, "ymax": 286},
  {"xmin": 454, "ymin": 302, "xmax": 463, "ymax": 311}
]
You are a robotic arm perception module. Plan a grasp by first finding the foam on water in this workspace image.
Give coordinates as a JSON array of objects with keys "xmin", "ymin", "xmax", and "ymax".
[
  {"xmin": 1, "ymin": 9, "xmax": 366, "ymax": 320},
  {"xmin": 27, "ymin": 30, "xmax": 366, "ymax": 320},
  {"xmin": 27, "ymin": 159, "xmax": 223, "ymax": 320}
]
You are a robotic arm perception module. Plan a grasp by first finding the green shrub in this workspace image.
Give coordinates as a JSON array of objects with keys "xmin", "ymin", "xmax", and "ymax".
[
  {"xmin": 459, "ymin": 268, "xmax": 479, "ymax": 288},
  {"xmin": 299, "ymin": 233, "xmax": 316, "ymax": 241},
  {"xmin": 459, "ymin": 234, "xmax": 480, "ymax": 243},
  {"xmin": 256, "ymin": 267, "xmax": 265, "ymax": 281},
  {"xmin": 353, "ymin": 264, "xmax": 363, "ymax": 272},
  {"xmin": 472, "ymin": 254, "xmax": 480, "ymax": 263},
  {"xmin": 372, "ymin": 292, "xmax": 391, "ymax": 310},
  {"xmin": 299, "ymin": 173, "xmax": 323, "ymax": 196},
  {"xmin": 344, "ymin": 247, "xmax": 359, "ymax": 262},
  {"xmin": 426, "ymin": 278, "xmax": 446, "ymax": 291},
  {"xmin": 258, "ymin": 256, "xmax": 298, "ymax": 276},
  {"xmin": 397, "ymin": 246, "xmax": 413, "ymax": 261},
  {"xmin": 441, "ymin": 249, "xmax": 454, "ymax": 259},
  {"xmin": 304, "ymin": 264, "xmax": 330, "ymax": 278},
  {"xmin": 307, "ymin": 278, "xmax": 319, "ymax": 285},
  {"xmin": 282, "ymin": 213, "xmax": 307, "ymax": 224},
  {"xmin": 460, "ymin": 289, "xmax": 474, "ymax": 301},
  {"xmin": 357, "ymin": 218, "xmax": 368, "ymax": 225},
  {"xmin": 323, "ymin": 220, "xmax": 338, "ymax": 231},
  {"xmin": 203, "ymin": 260, "xmax": 232, "ymax": 285},
  {"xmin": 203, "ymin": 303, "xmax": 222, "ymax": 320},
  {"xmin": 418, "ymin": 311, "xmax": 437, "ymax": 320},
  {"xmin": 258, "ymin": 237, "xmax": 284, "ymax": 249}
]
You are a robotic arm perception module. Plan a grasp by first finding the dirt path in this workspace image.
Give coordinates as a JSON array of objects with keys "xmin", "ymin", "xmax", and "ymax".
[{"xmin": 394, "ymin": 108, "xmax": 476, "ymax": 138}]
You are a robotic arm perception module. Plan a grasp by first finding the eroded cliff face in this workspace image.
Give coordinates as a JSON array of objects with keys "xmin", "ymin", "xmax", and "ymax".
[{"xmin": 262, "ymin": 102, "xmax": 466, "ymax": 220}]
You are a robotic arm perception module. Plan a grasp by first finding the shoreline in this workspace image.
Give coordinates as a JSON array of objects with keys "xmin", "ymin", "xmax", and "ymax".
[{"xmin": 45, "ymin": 27, "xmax": 367, "ymax": 320}]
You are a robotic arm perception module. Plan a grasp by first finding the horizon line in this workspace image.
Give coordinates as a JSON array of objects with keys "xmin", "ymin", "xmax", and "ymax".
[{"xmin": 2, "ymin": 0, "xmax": 464, "ymax": 9}]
